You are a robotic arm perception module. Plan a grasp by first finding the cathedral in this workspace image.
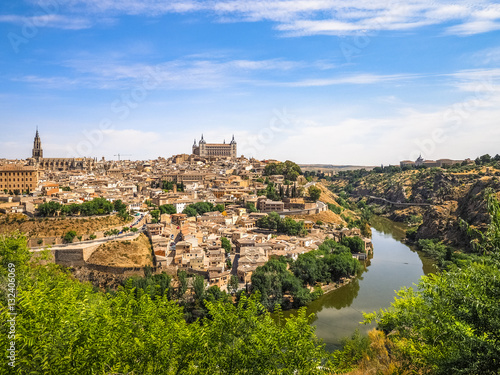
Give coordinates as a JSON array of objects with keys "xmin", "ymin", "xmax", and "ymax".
[
  {"xmin": 192, "ymin": 135, "xmax": 237, "ymax": 158},
  {"xmin": 29, "ymin": 128, "xmax": 97, "ymax": 171}
]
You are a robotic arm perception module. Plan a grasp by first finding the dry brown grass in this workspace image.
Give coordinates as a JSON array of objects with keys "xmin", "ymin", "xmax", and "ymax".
[
  {"xmin": 0, "ymin": 213, "xmax": 133, "ymax": 238},
  {"xmin": 87, "ymin": 233, "xmax": 153, "ymax": 268}
]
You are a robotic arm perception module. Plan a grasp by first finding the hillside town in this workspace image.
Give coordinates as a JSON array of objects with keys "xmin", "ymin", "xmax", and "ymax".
[{"xmin": 0, "ymin": 131, "xmax": 371, "ymax": 291}]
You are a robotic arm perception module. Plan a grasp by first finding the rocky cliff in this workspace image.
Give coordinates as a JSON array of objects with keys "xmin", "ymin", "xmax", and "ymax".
[{"xmin": 344, "ymin": 170, "xmax": 500, "ymax": 248}]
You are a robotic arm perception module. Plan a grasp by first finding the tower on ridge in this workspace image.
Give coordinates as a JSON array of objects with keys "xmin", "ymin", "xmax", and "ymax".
[{"xmin": 32, "ymin": 127, "xmax": 43, "ymax": 160}]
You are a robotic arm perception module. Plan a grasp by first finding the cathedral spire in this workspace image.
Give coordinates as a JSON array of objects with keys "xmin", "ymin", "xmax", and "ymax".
[{"xmin": 32, "ymin": 127, "xmax": 43, "ymax": 160}]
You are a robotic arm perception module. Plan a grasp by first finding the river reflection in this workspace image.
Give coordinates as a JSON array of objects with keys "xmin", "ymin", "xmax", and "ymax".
[{"xmin": 278, "ymin": 216, "xmax": 435, "ymax": 351}]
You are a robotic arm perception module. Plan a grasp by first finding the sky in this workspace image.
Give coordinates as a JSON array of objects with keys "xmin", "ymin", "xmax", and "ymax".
[{"xmin": 1, "ymin": 0, "xmax": 500, "ymax": 165}]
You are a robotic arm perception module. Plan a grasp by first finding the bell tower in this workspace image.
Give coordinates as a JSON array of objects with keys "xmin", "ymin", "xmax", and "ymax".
[{"xmin": 32, "ymin": 127, "xmax": 43, "ymax": 160}]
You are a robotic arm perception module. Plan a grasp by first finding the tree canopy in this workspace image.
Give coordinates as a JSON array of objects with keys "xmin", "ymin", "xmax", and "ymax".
[
  {"xmin": 263, "ymin": 160, "xmax": 302, "ymax": 181},
  {"xmin": 0, "ymin": 232, "xmax": 333, "ymax": 374},
  {"xmin": 183, "ymin": 202, "xmax": 224, "ymax": 217},
  {"xmin": 365, "ymin": 188, "xmax": 500, "ymax": 374}
]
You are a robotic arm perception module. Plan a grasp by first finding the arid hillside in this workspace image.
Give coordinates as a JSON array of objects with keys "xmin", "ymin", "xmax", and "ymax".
[
  {"xmin": 333, "ymin": 166, "xmax": 500, "ymax": 246},
  {"xmin": 87, "ymin": 233, "xmax": 153, "ymax": 268},
  {"xmin": 0, "ymin": 214, "xmax": 133, "ymax": 239}
]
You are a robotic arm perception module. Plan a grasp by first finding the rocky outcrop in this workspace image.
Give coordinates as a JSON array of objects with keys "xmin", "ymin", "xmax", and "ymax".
[
  {"xmin": 70, "ymin": 267, "xmax": 130, "ymax": 290},
  {"xmin": 350, "ymin": 171, "xmax": 500, "ymax": 248}
]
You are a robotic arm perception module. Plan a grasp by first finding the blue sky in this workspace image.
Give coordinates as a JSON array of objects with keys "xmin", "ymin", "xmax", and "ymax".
[{"xmin": 1, "ymin": 0, "xmax": 500, "ymax": 165}]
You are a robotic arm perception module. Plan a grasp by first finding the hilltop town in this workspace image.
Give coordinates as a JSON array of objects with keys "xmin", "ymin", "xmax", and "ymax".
[{"xmin": 0, "ymin": 130, "xmax": 371, "ymax": 292}]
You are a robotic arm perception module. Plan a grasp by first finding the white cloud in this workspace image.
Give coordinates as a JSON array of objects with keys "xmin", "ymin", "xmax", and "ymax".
[
  {"xmin": 0, "ymin": 14, "xmax": 92, "ymax": 29},
  {"xmin": 27, "ymin": 0, "xmax": 500, "ymax": 36},
  {"xmin": 9, "ymin": 57, "xmax": 338, "ymax": 90},
  {"xmin": 279, "ymin": 73, "xmax": 420, "ymax": 87}
]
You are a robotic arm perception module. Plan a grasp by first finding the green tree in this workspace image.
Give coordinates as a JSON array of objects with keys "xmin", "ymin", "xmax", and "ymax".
[
  {"xmin": 229, "ymin": 274, "xmax": 239, "ymax": 294},
  {"xmin": 182, "ymin": 206, "xmax": 198, "ymax": 217},
  {"xmin": 220, "ymin": 237, "xmax": 231, "ymax": 254},
  {"xmin": 193, "ymin": 275, "xmax": 206, "ymax": 303},
  {"xmin": 308, "ymin": 185, "xmax": 321, "ymax": 202},
  {"xmin": 150, "ymin": 209, "xmax": 160, "ymax": 221},
  {"xmin": 159, "ymin": 204, "xmax": 176, "ymax": 215},
  {"xmin": 0, "ymin": 233, "xmax": 334, "ymax": 374},
  {"xmin": 177, "ymin": 270, "xmax": 188, "ymax": 299},
  {"xmin": 63, "ymin": 230, "xmax": 77, "ymax": 243},
  {"xmin": 245, "ymin": 202, "xmax": 258, "ymax": 213},
  {"xmin": 341, "ymin": 236, "xmax": 365, "ymax": 253}
]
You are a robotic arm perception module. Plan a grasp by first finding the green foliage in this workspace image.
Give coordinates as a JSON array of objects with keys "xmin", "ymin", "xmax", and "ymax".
[
  {"xmin": 183, "ymin": 202, "xmax": 221, "ymax": 217},
  {"xmin": 193, "ymin": 275, "xmax": 206, "ymax": 303},
  {"xmin": 183, "ymin": 206, "xmax": 198, "ymax": 217},
  {"xmin": 37, "ymin": 197, "xmax": 128, "ymax": 218},
  {"xmin": 0, "ymin": 235, "xmax": 332, "ymax": 374},
  {"xmin": 256, "ymin": 212, "xmax": 308, "ymax": 236},
  {"xmin": 292, "ymin": 248, "xmax": 360, "ymax": 287},
  {"xmin": 366, "ymin": 263, "xmax": 500, "ymax": 374},
  {"xmin": 331, "ymin": 329, "xmax": 371, "ymax": 372},
  {"xmin": 245, "ymin": 201, "xmax": 258, "ymax": 213},
  {"xmin": 220, "ymin": 237, "xmax": 231, "ymax": 254},
  {"xmin": 335, "ymin": 196, "xmax": 350, "ymax": 209},
  {"xmin": 159, "ymin": 204, "xmax": 176, "ymax": 215},
  {"xmin": 405, "ymin": 226, "xmax": 418, "ymax": 241},
  {"xmin": 365, "ymin": 189, "xmax": 500, "ymax": 374},
  {"xmin": 461, "ymin": 187, "xmax": 500, "ymax": 256},
  {"xmin": 406, "ymin": 214, "xmax": 422, "ymax": 225},
  {"xmin": 308, "ymin": 185, "xmax": 321, "ymax": 202},
  {"xmin": 161, "ymin": 180, "xmax": 175, "ymax": 191},
  {"xmin": 263, "ymin": 160, "xmax": 302, "ymax": 181},
  {"xmin": 229, "ymin": 274, "xmax": 239, "ymax": 294},
  {"xmin": 327, "ymin": 203, "xmax": 342, "ymax": 214},
  {"xmin": 251, "ymin": 258, "xmax": 312, "ymax": 310},
  {"xmin": 150, "ymin": 209, "xmax": 160, "ymax": 221},
  {"xmin": 340, "ymin": 236, "xmax": 365, "ymax": 253},
  {"xmin": 63, "ymin": 230, "xmax": 77, "ymax": 243}
]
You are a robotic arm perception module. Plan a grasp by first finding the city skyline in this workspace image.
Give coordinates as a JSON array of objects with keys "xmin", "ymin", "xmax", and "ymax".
[{"xmin": 1, "ymin": 1, "xmax": 500, "ymax": 164}]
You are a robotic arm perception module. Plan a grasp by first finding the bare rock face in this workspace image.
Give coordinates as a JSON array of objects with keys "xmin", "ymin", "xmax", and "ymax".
[
  {"xmin": 416, "ymin": 178, "xmax": 500, "ymax": 247},
  {"xmin": 70, "ymin": 267, "xmax": 128, "ymax": 290},
  {"xmin": 417, "ymin": 201, "xmax": 459, "ymax": 242},
  {"xmin": 389, "ymin": 206, "xmax": 426, "ymax": 223}
]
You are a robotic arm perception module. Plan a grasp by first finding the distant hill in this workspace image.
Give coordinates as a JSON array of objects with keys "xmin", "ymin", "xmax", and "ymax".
[{"xmin": 299, "ymin": 164, "xmax": 377, "ymax": 172}]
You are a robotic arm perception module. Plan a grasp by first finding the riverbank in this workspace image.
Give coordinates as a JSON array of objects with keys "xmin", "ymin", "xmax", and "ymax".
[{"xmin": 277, "ymin": 216, "xmax": 436, "ymax": 351}]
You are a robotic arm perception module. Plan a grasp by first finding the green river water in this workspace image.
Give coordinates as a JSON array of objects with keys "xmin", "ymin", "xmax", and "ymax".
[{"xmin": 280, "ymin": 216, "xmax": 436, "ymax": 351}]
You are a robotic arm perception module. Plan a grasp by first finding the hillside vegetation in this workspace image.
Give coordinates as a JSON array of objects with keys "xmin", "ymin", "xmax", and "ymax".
[{"xmin": 331, "ymin": 163, "xmax": 500, "ymax": 247}]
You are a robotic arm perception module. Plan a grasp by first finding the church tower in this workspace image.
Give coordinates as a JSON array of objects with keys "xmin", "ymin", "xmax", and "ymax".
[
  {"xmin": 230, "ymin": 135, "xmax": 237, "ymax": 158},
  {"xmin": 32, "ymin": 127, "xmax": 43, "ymax": 160}
]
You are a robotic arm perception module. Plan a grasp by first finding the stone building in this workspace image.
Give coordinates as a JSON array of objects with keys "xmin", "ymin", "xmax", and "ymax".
[
  {"xmin": 400, "ymin": 155, "xmax": 470, "ymax": 168},
  {"xmin": 0, "ymin": 164, "xmax": 39, "ymax": 193},
  {"xmin": 192, "ymin": 134, "xmax": 237, "ymax": 158},
  {"xmin": 28, "ymin": 129, "xmax": 97, "ymax": 171}
]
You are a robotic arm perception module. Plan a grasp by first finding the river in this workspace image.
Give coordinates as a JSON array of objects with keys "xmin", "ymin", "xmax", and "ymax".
[{"xmin": 281, "ymin": 216, "xmax": 436, "ymax": 351}]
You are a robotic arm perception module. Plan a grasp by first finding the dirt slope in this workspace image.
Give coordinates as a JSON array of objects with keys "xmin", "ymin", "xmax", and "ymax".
[{"xmin": 87, "ymin": 233, "xmax": 153, "ymax": 268}]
